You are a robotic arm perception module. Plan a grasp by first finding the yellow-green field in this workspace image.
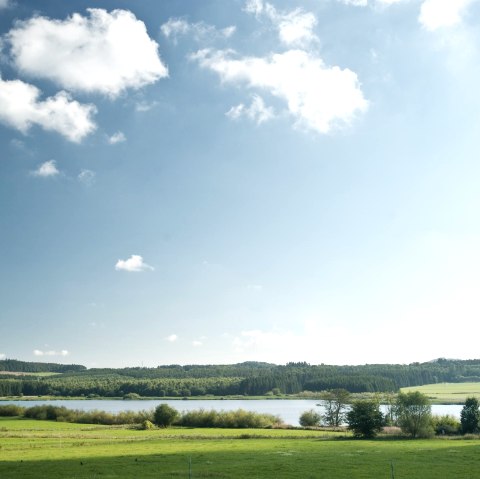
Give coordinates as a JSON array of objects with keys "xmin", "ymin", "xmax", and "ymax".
[
  {"xmin": 401, "ymin": 383, "xmax": 480, "ymax": 404},
  {"xmin": 1, "ymin": 417, "xmax": 480, "ymax": 478}
]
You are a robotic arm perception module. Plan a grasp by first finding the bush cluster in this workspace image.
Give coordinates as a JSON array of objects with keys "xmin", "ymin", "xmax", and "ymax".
[
  {"xmin": 17, "ymin": 405, "xmax": 152, "ymax": 425},
  {"xmin": 174, "ymin": 408, "xmax": 282, "ymax": 428},
  {"xmin": 0, "ymin": 403, "xmax": 282, "ymax": 429}
]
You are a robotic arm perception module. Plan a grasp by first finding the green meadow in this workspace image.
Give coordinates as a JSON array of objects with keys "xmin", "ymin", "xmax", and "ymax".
[
  {"xmin": 401, "ymin": 382, "xmax": 480, "ymax": 404},
  {"xmin": 1, "ymin": 417, "xmax": 480, "ymax": 478}
]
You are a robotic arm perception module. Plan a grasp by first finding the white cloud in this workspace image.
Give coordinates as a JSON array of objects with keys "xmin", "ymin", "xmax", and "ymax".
[
  {"xmin": 247, "ymin": 283, "xmax": 263, "ymax": 291},
  {"xmin": 115, "ymin": 254, "xmax": 154, "ymax": 272},
  {"xmin": 32, "ymin": 160, "xmax": 59, "ymax": 178},
  {"xmin": 192, "ymin": 340, "xmax": 203, "ymax": 347},
  {"xmin": 8, "ymin": 9, "xmax": 168, "ymax": 97},
  {"xmin": 0, "ymin": 353, "xmax": 5, "ymax": 360},
  {"xmin": 166, "ymin": 334, "xmax": 178, "ymax": 342},
  {"xmin": 419, "ymin": 0, "xmax": 474, "ymax": 30},
  {"xmin": 336, "ymin": 0, "xmax": 406, "ymax": 6},
  {"xmin": 108, "ymin": 131, "xmax": 126, "ymax": 144},
  {"xmin": 226, "ymin": 95, "xmax": 274, "ymax": 124},
  {"xmin": 33, "ymin": 349, "xmax": 69, "ymax": 357},
  {"xmin": 338, "ymin": 0, "xmax": 368, "ymax": 5},
  {"xmin": 245, "ymin": 1, "xmax": 318, "ymax": 48},
  {"xmin": 135, "ymin": 100, "xmax": 158, "ymax": 112},
  {"xmin": 161, "ymin": 18, "xmax": 236, "ymax": 43},
  {"xmin": 0, "ymin": 0, "xmax": 9, "ymax": 9},
  {"xmin": 0, "ymin": 77, "xmax": 96, "ymax": 142},
  {"xmin": 78, "ymin": 169, "xmax": 96, "ymax": 186},
  {"xmin": 193, "ymin": 49, "xmax": 367, "ymax": 134}
]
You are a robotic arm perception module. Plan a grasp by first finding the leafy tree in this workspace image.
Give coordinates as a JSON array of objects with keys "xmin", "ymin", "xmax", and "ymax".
[
  {"xmin": 460, "ymin": 397, "xmax": 480, "ymax": 434},
  {"xmin": 153, "ymin": 404, "xmax": 179, "ymax": 427},
  {"xmin": 396, "ymin": 391, "xmax": 433, "ymax": 438},
  {"xmin": 346, "ymin": 400, "xmax": 384, "ymax": 438},
  {"xmin": 320, "ymin": 389, "xmax": 350, "ymax": 427},
  {"xmin": 299, "ymin": 409, "xmax": 322, "ymax": 427}
]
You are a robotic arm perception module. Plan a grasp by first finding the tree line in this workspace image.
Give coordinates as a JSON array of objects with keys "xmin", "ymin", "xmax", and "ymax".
[{"xmin": 2, "ymin": 358, "xmax": 480, "ymax": 397}]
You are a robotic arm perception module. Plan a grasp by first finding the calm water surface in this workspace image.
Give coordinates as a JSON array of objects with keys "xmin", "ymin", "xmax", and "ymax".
[{"xmin": 0, "ymin": 399, "xmax": 463, "ymax": 426}]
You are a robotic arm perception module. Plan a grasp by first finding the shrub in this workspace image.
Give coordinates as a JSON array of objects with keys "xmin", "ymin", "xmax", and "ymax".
[
  {"xmin": 141, "ymin": 419, "xmax": 155, "ymax": 430},
  {"xmin": 153, "ymin": 404, "xmax": 179, "ymax": 427},
  {"xmin": 123, "ymin": 393, "xmax": 141, "ymax": 400},
  {"xmin": 432, "ymin": 414, "xmax": 460, "ymax": 436},
  {"xmin": 299, "ymin": 409, "xmax": 322, "ymax": 427},
  {"xmin": 346, "ymin": 400, "xmax": 384, "ymax": 438},
  {"xmin": 176, "ymin": 408, "xmax": 282, "ymax": 428},
  {"xmin": 0, "ymin": 404, "xmax": 25, "ymax": 416}
]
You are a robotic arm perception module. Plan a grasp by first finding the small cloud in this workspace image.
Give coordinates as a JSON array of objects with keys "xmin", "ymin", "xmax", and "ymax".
[
  {"xmin": 247, "ymin": 284, "xmax": 263, "ymax": 291},
  {"xmin": 161, "ymin": 17, "xmax": 236, "ymax": 44},
  {"xmin": 115, "ymin": 254, "xmax": 154, "ymax": 272},
  {"xmin": 33, "ymin": 349, "xmax": 69, "ymax": 357},
  {"xmin": 0, "ymin": 0, "xmax": 9, "ymax": 9},
  {"xmin": 337, "ymin": 0, "xmax": 368, "ymax": 6},
  {"xmin": 192, "ymin": 340, "xmax": 203, "ymax": 347},
  {"xmin": 0, "ymin": 353, "xmax": 5, "ymax": 360},
  {"xmin": 245, "ymin": 1, "xmax": 319, "ymax": 48},
  {"xmin": 32, "ymin": 160, "xmax": 59, "ymax": 177},
  {"xmin": 78, "ymin": 169, "xmax": 96, "ymax": 186},
  {"xmin": 226, "ymin": 95, "xmax": 274, "ymax": 125},
  {"xmin": 0, "ymin": 77, "xmax": 96, "ymax": 142},
  {"xmin": 419, "ymin": 0, "xmax": 474, "ymax": 31},
  {"xmin": 135, "ymin": 101, "xmax": 158, "ymax": 112},
  {"xmin": 108, "ymin": 131, "xmax": 126, "ymax": 144},
  {"xmin": 166, "ymin": 334, "xmax": 178, "ymax": 342}
]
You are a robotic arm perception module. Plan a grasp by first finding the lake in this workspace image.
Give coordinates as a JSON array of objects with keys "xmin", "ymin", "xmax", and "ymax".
[{"xmin": 0, "ymin": 399, "xmax": 463, "ymax": 426}]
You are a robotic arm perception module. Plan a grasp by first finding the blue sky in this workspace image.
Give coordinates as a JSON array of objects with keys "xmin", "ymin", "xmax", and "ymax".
[{"xmin": 1, "ymin": 0, "xmax": 480, "ymax": 367}]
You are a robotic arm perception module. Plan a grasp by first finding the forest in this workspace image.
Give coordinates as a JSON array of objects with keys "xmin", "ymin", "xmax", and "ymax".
[{"xmin": 1, "ymin": 358, "xmax": 480, "ymax": 397}]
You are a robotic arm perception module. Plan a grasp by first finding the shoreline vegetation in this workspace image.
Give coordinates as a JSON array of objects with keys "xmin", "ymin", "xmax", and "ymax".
[{"xmin": 1, "ymin": 384, "xmax": 479, "ymax": 405}]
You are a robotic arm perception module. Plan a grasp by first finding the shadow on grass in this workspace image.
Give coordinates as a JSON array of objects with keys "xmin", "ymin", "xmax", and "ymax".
[{"xmin": 2, "ymin": 440, "xmax": 480, "ymax": 479}]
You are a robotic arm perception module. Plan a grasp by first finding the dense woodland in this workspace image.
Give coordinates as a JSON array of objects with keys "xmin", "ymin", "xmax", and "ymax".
[{"xmin": 1, "ymin": 358, "xmax": 480, "ymax": 397}]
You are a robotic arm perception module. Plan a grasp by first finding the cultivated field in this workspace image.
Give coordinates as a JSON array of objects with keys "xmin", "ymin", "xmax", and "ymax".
[
  {"xmin": 401, "ymin": 382, "xmax": 480, "ymax": 404},
  {"xmin": 1, "ymin": 418, "xmax": 480, "ymax": 478}
]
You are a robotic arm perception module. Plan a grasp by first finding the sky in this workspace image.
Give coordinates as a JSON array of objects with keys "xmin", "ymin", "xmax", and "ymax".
[{"xmin": 1, "ymin": 0, "xmax": 480, "ymax": 368}]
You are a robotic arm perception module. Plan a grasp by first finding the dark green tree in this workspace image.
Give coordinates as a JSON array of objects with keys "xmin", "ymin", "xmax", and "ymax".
[
  {"xmin": 153, "ymin": 403, "xmax": 179, "ymax": 428},
  {"xmin": 346, "ymin": 400, "xmax": 384, "ymax": 438},
  {"xmin": 460, "ymin": 397, "xmax": 480, "ymax": 434},
  {"xmin": 299, "ymin": 409, "xmax": 322, "ymax": 427},
  {"xmin": 396, "ymin": 391, "xmax": 433, "ymax": 438}
]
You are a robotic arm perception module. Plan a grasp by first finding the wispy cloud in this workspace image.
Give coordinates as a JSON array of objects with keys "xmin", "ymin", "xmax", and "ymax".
[
  {"xmin": 192, "ymin": 340, "xmax": 203, "ymax": 347},
  {"xmin": 33, "ymin": 349, "xmax": 69, "ymax": 357},
  {"xmin": 0, "ymin": 353, "xmax": 5, "ymax": 360},
  {"xmin": 226, "ymin": 95, "xmax": 274, "ymax": 125},
  {"xmin": 245, "ymin": 0, "xmax": 319, "ymax": 48},
  {"xmin": 0, "ymin": 0, "xmax": 9, "ymax": 10},
  {"xmin": 78, "ymin": 169, "xmax": 96, "ymax": 186},
  {"xmin": 166, "ymin": 334, "xmax": 178, "ymax": 342},
  {"xmin": 161, "ymin": 17, "xmax": 236, "ymax": 44},
  {"xmin": 0, "ymin": 77, "xmax": 96, "ymax": 142},
  {"xmin": 7, "ymin": 9, "xmax": 168, "ymax": 97},
  {"xmin": 32, "ymin": 160, "xmax": 59, "ymax": 178},
  {"xmin": 108, "ymin": 131, "xmax": 126, "ymax": 144},
  {"xmin": 115, "ymin": 254, "xmax": 154, "ymax": 272}
]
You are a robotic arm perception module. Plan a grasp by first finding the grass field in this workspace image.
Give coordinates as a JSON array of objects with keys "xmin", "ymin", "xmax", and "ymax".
[
  {"xmin": 401, "ymin": 382, "xmax": 480, "ymax": 404},
  {"xmin": 1, "ymin": 418, "xmax": 480, "ymax": 478}
]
